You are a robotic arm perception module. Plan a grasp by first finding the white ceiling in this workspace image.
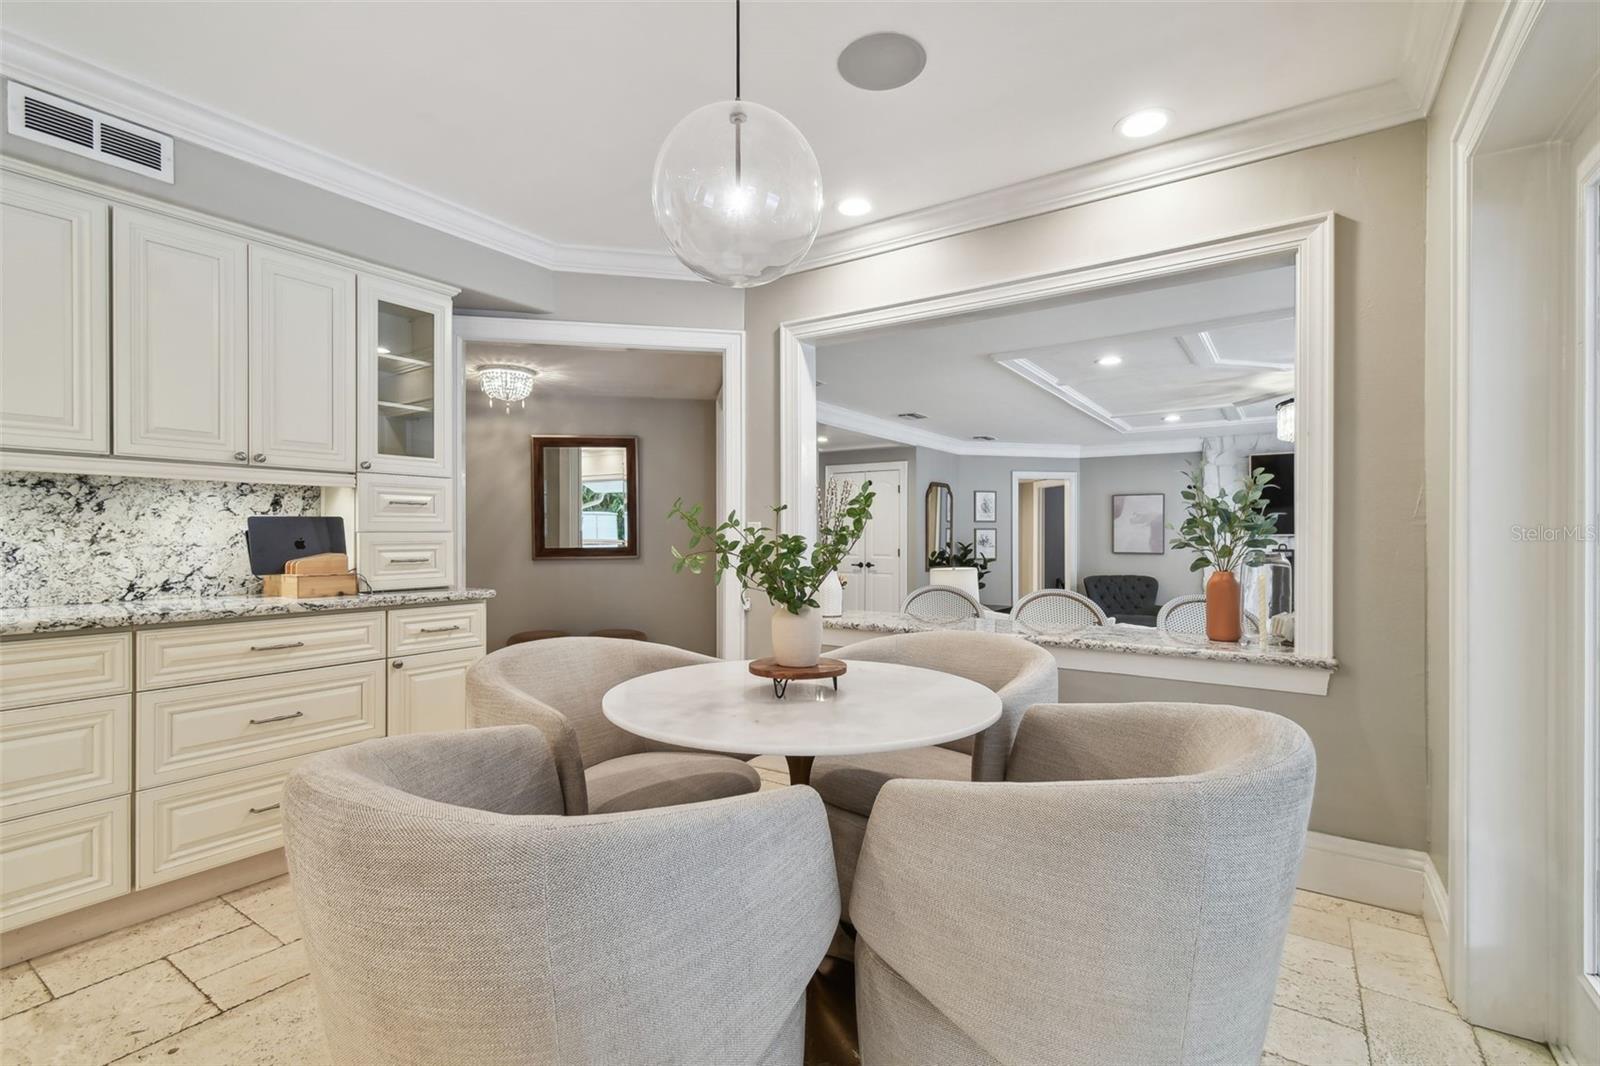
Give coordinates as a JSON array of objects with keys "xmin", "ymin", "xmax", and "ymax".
[
  {"xmin": 464, "ymin": 343, "xmax": 722, "ymax": 401},
  {"xmin": 814, "ymin": 257, "xmax": 1295, "ymax": 450},
  {"xmin": 0, "ymin": 1, "xmax": 1458, "ymax": 277},
  {"xmin": 817, "ymin": 424, "xmax": 896, "ymax": 453}
]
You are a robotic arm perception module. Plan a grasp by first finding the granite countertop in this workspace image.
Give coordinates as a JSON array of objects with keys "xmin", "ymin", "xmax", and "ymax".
[
  {"xmin": 0, "ymin": 588, "xmax": 497, "ymax": 637},
  {"xmin": 824, "ymin": 610, "xmax": 1337, "ymax": 671}
]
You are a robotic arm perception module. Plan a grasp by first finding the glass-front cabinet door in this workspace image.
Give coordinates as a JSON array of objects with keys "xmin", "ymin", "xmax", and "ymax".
[{"xmin": 356, "ymin": 276, "xmax": 452, "ymax": 477}]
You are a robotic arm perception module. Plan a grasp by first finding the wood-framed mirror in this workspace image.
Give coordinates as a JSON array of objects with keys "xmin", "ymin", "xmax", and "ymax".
[
  {"xmin": 530, "ymin": 435, "xmax": 639, "ymax": 559},
  {"xmin": 925, "ymin": 482, "xmax": 953, "ymax": 563}
]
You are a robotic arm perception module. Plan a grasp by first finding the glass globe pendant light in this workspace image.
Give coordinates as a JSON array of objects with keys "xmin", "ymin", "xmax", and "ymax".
[{"xmin": 651, "ymin": 0, "xmax": 824, "ymax": 287}]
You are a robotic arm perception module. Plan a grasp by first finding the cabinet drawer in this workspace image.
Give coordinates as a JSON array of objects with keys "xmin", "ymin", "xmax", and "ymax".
[
  {"xmin": 136, "ymin": 756, "xmax": 298, "ymax": 889},
  {"xmin": 137, "ymin": 659, "xmax": 385, "ymax": 788},
  {"xmin": 387, "ymin": 603, "xmax": 485, "ymax": 655},
  {"xmin": 1, "ymin": 796, "xmax": 130, "ymax": 931},
  {"xmin": 0, "ymin": 696, "xmax": 132, "ymax": 821},
  {"xmin": 357, "ymin": 474, "xmax": 453, "ymax": 532},
  {"xmin": 0, "ymin": 633, "xmax": 130, "ymax": 711},
  {"xmin": 357, "ymin": 533, "xmax": 454, "ymax": 591},
  {"xmin": 137, "ymin": 612, "xmax": 384, "ymax": 690}
]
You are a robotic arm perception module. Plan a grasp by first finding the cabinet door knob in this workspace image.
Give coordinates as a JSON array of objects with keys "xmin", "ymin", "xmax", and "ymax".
[
  {"xmin": 360, "ymin": 461, "xmax": 373, "ymax": 470},
  {"xmin": 392, "ymin": 660, "xmax": 405, "ymax": 669},
  {"xmin": 234, "ymin": 451, "xmax": 248, "ymax": 462},
  {"xmin": 252, "ymin": 453, "xmax": 267, "ymax": 463}
]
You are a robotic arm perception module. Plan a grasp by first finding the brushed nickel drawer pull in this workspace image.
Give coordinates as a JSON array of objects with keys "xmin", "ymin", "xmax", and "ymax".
[
  {"xmin": 420, "ymin": 624, "xmax": 460, "ymax": 633},
  {"xmin": 248, "ymin": 711, "xmax": 305, "ymax": 726},
  {"xmin": 249, "ymin": 641, "xmax": 305, "ymax": 652},
  {"xmin": 389, "ymin": 555, "xmax": 431, "ymax": 563},
  {"xmin": 248, "ymin": 803, "xmax": 281, "ymax": 815},
  {"xmin": 388, "ymin": 499, "xmax": 431, "ymax": 506}
]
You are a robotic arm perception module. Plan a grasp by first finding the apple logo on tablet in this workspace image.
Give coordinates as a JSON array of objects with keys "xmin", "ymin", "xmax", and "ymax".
[{"xmin": 294, "ymin": 538, "xmax": 307, "ymax": 550}]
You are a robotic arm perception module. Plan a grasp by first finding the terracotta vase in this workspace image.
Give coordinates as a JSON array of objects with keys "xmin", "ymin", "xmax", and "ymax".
[{"xmin": 1205, "ymin": 570, "xmax": 1243, "ymax": 643}]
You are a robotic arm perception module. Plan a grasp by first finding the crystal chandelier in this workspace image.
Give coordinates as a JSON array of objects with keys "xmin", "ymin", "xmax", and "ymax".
[
  {"xmin": 1276, "ymin": 398, "xmax": 1296, "ymax": 443},
  {"xmin": 650, "ymin": 0, "xmax": 823, "ymax": 287},
  {"xmin": 478, "ymin": 364, "xmax": 536, "ymax": 413}
]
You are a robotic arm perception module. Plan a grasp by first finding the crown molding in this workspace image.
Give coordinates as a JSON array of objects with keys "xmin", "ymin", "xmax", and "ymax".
[
  {"xmin": 815, "ymin": 400, "xmax": 1227, "ymax": 460},
  {"xmin": 0, "ymin": 32, "xmax": 698, "ymax": 283}
]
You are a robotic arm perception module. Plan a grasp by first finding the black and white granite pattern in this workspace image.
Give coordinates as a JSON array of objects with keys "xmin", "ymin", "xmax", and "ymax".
[
  {"xmin": 824, "ymin": 610, "xmax": 1337, "ymax": 670},
  {"xmin": 0, "ymin": 588, "xmax": 497, "ymax": 637},
  {"xmin": 1, "ymin": 473, "xmax": 322, "ymax": 608}
]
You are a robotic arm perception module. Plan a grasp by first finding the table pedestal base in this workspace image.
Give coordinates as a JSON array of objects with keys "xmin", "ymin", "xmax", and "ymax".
[{"xmin": 786, "ymin": 755, "xmax": 815, "ymax": 788}]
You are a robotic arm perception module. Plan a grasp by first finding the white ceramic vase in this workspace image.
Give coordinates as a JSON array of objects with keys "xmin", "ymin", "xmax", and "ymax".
[
  {"xmin": 771, "ymin": 606, "xmax": 824, "ymax": 667},
  {"xmin": 817, "ymin": 570, "xmax": 844, "ymax": 617}
]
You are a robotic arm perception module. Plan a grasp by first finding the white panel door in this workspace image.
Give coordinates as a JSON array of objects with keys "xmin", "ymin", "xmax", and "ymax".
[
  {"xmin": 387, "ymin": 646, "xmax": 483, "ymax": 734},
  {"xmin": 248, "ymin": 244, "xmax": 355, "ymax": 472},
  {"xmin": 113, "ymin": 207, "xmax": 249, "ymax": 464},
  {"xmin": 0, "ymin": 174, "xmax": 110, "ymax": 454},
  {"xmin": 830, "ymin": 467, "xmax": 904, "ymax": 613}
]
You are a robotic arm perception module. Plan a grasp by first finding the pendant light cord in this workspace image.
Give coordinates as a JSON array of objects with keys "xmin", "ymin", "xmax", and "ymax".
[{"xmin": 735, "ymin": 0, "xmax": 741, "ymax": 100}]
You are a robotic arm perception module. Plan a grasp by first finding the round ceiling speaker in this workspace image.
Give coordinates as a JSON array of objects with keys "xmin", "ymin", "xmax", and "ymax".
[{"xmin": 837, "ymin": 32, "xmax": 927, "ymax": 92}]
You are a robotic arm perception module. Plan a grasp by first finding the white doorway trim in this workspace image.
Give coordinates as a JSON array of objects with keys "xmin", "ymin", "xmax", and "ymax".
[
  {"xmin": 778, "ymin": 213, "xmax": 1335, "ymax": 659},
  {"xmin": 452, "ymin": 316, "xmax": 746, "ymax": 660},
  {"xmin": 824, "ymin": 459, "xmax": 909, "ymax": 605},
  {"xmin": 1010, "ymin": 470, "xmax": 1079, "ymax": 604}
]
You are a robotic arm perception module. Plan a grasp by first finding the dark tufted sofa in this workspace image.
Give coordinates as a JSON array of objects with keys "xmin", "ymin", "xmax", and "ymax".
[{"xmin": 1083, "ymin": 575, "xmax": 1160, "ymax": 627}]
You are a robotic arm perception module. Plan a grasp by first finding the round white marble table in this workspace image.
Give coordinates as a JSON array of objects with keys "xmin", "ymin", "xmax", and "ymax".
[{"xmin": 601, "ymin": 659, "xmax": 1002, "ymax": 787}]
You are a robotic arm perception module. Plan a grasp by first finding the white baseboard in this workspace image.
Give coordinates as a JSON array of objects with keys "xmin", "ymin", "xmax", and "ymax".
[
  {"xmin": 1421, "ymin": 854, "xmax": 1451, "ymax": 990},
  {"xmin": 1297, "ymin": 830, "xmax": 1430, "ymax": 915}
]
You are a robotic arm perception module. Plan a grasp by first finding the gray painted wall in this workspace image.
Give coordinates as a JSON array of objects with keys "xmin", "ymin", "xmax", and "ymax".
[
  {"xmin": 465, "ymin": 393, "xmax": 717, "ymax": 654},
  {"xmin": 749, "ymin": 123, "xmax": 1430, "ymax": 851},
  {"xmin": 1075, "ymin": 452, "xmax": 1205, "ymax": 604}
]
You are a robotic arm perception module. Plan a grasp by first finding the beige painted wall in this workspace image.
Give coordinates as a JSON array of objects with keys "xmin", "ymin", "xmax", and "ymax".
[
  {"xmin": 747, "ymin": 123, "xmax": 1430, "ymax": 849},
  {"xmin": 1423, "ymin": 0, "xmax": 1507, "ymax": 890},
  {"xmin": 465, "ymin": 393, "xmax": 718, "ymax": 654}
]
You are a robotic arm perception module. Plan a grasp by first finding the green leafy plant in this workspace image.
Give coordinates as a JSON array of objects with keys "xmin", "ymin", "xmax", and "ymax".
[
  {"xmin": 1169, "ymin": 464, "xmax": 1280, "ymax": 573},
  {"xmin": 670, "ymin": 481, "xmax": 876, "ymax": 614},
  {"xmin": 927, "ymin": 541, "xmax": 991, "ymax": 590}
]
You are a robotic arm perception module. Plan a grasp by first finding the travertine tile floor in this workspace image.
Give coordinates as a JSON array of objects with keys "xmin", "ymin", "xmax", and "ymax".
[{"xmin": 0, "ymin": 759, "xmax": 1559, "ymax": 1066}]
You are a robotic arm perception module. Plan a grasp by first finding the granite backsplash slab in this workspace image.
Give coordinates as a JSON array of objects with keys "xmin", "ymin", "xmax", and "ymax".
[{"xmin": 0, "ymin": 472, "xmax": 322, "ymax": 607}]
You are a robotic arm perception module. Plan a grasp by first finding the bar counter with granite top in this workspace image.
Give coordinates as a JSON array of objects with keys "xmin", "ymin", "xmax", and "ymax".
[
  {"xmin": 0, "ymin": 588, "xmax": 496, "ymax": 637},
  {"xmin": 823, "ymin": 609, "xmax": 1336, "ymax": 695}
]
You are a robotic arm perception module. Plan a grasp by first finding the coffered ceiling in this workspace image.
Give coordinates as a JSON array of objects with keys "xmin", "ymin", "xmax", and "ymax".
[
  {"xmin": 814, "ymin": 258, "xmax": 1296, "ymax": 452},
  {"xmin": 0, "ymin": 1, "xmax": 1460, "ymax": 279}
]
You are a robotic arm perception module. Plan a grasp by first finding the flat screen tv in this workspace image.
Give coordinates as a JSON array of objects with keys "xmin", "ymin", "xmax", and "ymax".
[{"xmin": 1250, "ymin": 452, "xmax": 1295, "ymax": 536}]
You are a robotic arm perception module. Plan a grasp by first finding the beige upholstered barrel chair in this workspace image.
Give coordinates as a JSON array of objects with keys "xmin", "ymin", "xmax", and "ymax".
[
  {"xmin": 849, "ymin": 702, "xmax": 1316, "ymax": 1065},
  {"xmin": 811, "ymin": 631, "xmax": 1057, "ymax": 932},
  {"xmin": 466, "ymin": 637, "xmax": 760, "ymax": 815},
  {"xmin": 284, "ymin": 726, "xmax": 839, "ymax": 1066},
  {"xmin": 1011, "ymin": 588, "xmax": 1109, "ymax": 631}
]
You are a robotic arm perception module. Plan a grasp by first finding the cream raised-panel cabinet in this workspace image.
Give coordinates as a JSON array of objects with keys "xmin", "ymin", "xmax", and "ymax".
[
  {"xmin": 113, "ymin": 207, "xmax": 250, "ymax": 465},
  {"xmin": 0, "ymin": 173, "xmax": 110, "ymax": 454},
  {"xmin": 357, "ymin": 276, "xmax": 452, "ymax": 478},
  {"xmin": 387, "ymin": 646, "xmax": 482, "ymax": 734},
  {"xmin": 248, "ymin": 245, "xmax": 356, "ymax": 472}
]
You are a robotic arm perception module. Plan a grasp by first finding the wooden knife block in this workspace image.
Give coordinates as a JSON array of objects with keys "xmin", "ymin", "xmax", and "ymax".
[{"xmin": 262, "ymin": 552, "xmax": 358, "ymax": 598}]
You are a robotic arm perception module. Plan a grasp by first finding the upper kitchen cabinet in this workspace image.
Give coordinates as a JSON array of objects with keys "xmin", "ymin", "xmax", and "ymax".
[
  {"xmin": 113, "ymin": 207, "xmax": 249, "ymax": 465},
  {"xmin": 248, "ymin": 246, "xmax": 356, "ymax": 472},
  {"xmin": 0, "ymin": 173, "xmax": 110, "ymax": 454},
  {"xmin": 357, "ymin": 277, "xmax": 452, "ymax": 478}
]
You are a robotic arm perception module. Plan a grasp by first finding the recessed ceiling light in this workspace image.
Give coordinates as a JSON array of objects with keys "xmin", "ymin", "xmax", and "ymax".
[
  {"xmin": 1163, "ymin": 413, "xmax": 1182, "ymax": 423},
  {"xmin": 837, "ymin": 197, "xmax": 872, "ymax": 217},
  {"xmin": 838, "ymin": 32, "xmax": 927, "ymax": 92},
  {"xmin": 376, "ymin": 346, "xmax": 391, "ymax": 354},
  {"xmin": 1096, "ymin": 354, "xmax": 1123, "ymax": 367},
  {"xmin": 1116, "ymin": 108, "xmax": 1171, "ymax": 139},
  {"xmin": 816, "ymin": 435, "xmax": 830, "ymax": 444}
]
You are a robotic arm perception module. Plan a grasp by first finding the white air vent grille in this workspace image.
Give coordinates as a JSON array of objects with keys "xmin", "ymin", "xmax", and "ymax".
[{"xmin": 7, "ymin": 82, "xmax": 174, "ymax": 183}]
